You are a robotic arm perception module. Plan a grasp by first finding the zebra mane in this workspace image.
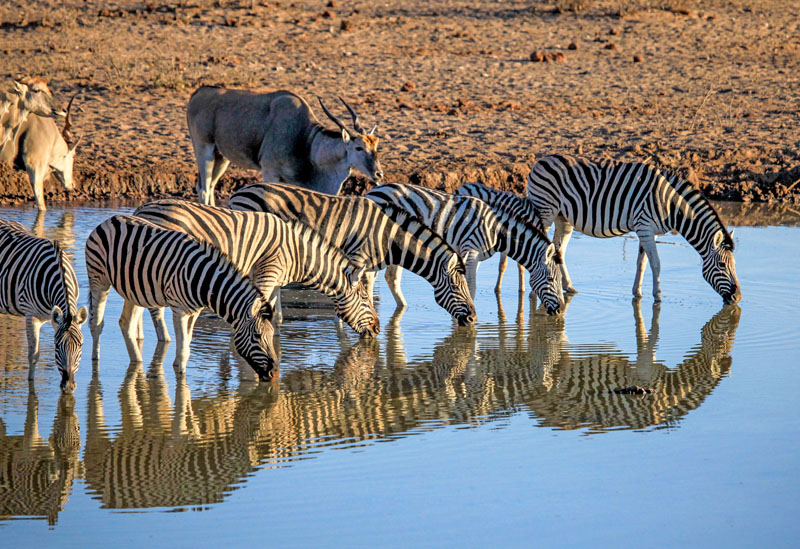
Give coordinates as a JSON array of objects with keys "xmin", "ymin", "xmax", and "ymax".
[
  {"xmin": 376, "ymin": 203, "xmax": 468, "ymax": 273},
  {"xmin": 193, "ymin": 238, "xmax": 273, "ymax": 306},
  {"xmin": 659, "ymin": 168, "xmax": 735, "ymax": 250},
  {"xmin": 52, "ymin": 240, "xmax": 78, "ymax": 317}
]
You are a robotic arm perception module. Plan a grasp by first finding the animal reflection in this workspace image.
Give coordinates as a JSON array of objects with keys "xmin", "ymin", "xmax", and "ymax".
[
  {"xmin": 0, "ymin": 384, "xmax": 81, "ymax": 524},
  {"xmin": 52, "ymin": 303, "xmax": 740, "ymax": 511}
]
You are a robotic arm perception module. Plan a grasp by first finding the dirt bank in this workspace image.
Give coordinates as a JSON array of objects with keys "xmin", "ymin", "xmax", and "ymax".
[{"xmin": 1, "ymin": 0, "xmax": 798, "ymax": 206}]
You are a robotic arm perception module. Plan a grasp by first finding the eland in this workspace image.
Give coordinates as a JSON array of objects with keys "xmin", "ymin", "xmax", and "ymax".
[
  {"xmin": 187, "ymin": 86, "xmax": 383, "ymax": 205},
  {"xmin": 0, "ymin": 94, "xmax": 80, "ymax": 211}
]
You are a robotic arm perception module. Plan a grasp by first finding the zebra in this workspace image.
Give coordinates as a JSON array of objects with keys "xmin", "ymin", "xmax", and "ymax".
[
  {"xmin": 84, "ymin": 214, "xmax": 278, "ymax": 381},
  {"xmin": 227, "ymin": 183, "xmax": 477, "ymax": 325},
  {"xmin": 527, "ymin": 154, "xmax": 741, "ymax": 303},
  {"xmin": 365, "ymin": 182, "xmax": 564, "ymax": 315},
  {"xmin": 454, "ymin": 182, "xmax": 542, "ymax": 295},
  {"xmin": 133, "ymin": 199, "xmax": 379, "ymax": 337},
  {"xmin": 0, "ymin": 218, "xmax": 88, "ymax": 392}
]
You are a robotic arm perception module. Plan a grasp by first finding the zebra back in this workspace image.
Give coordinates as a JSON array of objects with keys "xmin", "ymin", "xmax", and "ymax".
[
  {"xmin": 366, "ymin": 182, "xmax": 501, "ymax": 260},
  {"xmin": 134, "ymin": 199, "xmax": 365, "ymax": 300},
  {"xmin": 228, "ymin": 183, "xmax": 467, "ymax": 281},
  {"xmin": 455, "ymin": 182, "xmax": 543, "ymax": 230}
]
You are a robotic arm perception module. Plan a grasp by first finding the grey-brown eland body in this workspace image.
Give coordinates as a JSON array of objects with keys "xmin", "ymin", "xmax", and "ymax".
[{"xmin": 187, "ymin": 86, "xmax": 383, "ymax": 205}]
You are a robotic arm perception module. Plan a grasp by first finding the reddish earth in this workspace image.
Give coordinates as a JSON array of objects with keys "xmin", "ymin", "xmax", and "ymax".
[{"xmin": 1, "ymin": 0, "xmax": 798, "ymax": 206}]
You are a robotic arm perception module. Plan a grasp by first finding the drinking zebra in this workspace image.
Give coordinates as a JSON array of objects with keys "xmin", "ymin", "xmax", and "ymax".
[
  {"xmin": 85, "ymin": 215, "xmax": 278, "ymax": 380},
  {"xmin": 227, "ymin": 183, "xmax": 477, "ymax": 325},
  {"xmin": 0, "ymin": 218, "xmax": 87, "ymax": 392},
  {"xmin": 365, "ymin": 183, "xmax": 564, "ymax": 315},
  {"xmin": 454, "ymin": 182, "xmax": 541, "ymax": 295},
  {"xmin": 133, "ymin": 199, "xmax": 379, "ymax": 337},
  {"xmin": 527, "ymin": 154, "xmax": 741, "ymax": 303}
]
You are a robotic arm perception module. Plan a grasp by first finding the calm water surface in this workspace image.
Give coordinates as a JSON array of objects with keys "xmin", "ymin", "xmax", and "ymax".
[{"xmin": 0, "ymin": 202, "xmax": 798, "ymax": 546}]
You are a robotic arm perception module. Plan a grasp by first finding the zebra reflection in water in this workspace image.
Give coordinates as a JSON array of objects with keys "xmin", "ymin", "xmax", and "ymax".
[
  {"xmin": 71, "ymin": 303, "xmax": 739, "ymax": 511},
  {"xmin": 0, "ymin": 383, "xmax": 81, "ymax": 525}
]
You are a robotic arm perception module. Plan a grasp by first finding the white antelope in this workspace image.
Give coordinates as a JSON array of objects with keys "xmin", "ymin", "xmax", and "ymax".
[
  {"xmin": 1, "ymin": 77, "xmax": 65, "ymax": 148},
  {"xmin": 0, "ymin": 95, "xmax": 80, "ymax": 211},
  {"xmin": 187, "ymin": 86, "xmax": 383, "ymax": 205}
]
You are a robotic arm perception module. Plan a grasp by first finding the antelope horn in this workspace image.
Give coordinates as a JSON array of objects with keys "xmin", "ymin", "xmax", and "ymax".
[
  {"xmin": 62, "ymin": 94, "xmax": 78, "ymax": 145},
  {"xmin": 317, "ymin": 97, "xmax": 348, "ymax": 133},
  {"xmin": 339, "ymin": 96, "xmax": 364, "ymax": 134}
]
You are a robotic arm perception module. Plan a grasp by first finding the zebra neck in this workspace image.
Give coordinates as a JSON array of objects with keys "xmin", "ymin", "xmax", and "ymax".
[
  {"xmin": 290, "ymin": 233, "xmax": 352, "ymax": 298},
  {"xmin": 495, "ymin": 218, "xmax": 542, "ymax": 271},
  {"xmin": 382, "ymin": 227, "xmax": 443, "ymax": 281},
  {"xmin": 188, "ymin": 256, "xmax": 258, "ymax": 327},
  {"xmin": 666, "ymin": 189, "xmax": 721, "ymax": 257}
]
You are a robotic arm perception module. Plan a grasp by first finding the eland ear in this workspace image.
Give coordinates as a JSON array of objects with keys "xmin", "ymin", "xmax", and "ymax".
[
  {"xmin": 369, "ymin": 124, "xmax": 378, "ymax": 136},
  {"xmin": 341, "ymin": 128, "xmax": 351, "ymax": 143},
  {"xmin": 51, "ymin": 306, "xmax": 64, "ymax": 325},
  {"xmin": 12, "ymin": 80, "xmax": 26, "ymax": 95},
  {"xmin": 76, "ymin": 306, "xmax": 89, "ymax": 325}
]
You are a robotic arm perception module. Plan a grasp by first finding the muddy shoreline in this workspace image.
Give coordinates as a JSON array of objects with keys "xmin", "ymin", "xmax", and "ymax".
[{"xmin": 1, "ymin": 0, "xmax": 798, "ymax": 206}]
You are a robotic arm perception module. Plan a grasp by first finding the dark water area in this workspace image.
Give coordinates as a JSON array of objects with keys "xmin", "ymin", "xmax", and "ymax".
[{"xmin": 0, "ymin": 202, "xmax": 798, "ymax": 546}]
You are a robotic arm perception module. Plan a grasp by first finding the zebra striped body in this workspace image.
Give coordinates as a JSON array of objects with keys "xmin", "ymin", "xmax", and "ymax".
[
  {"xmin": 454, "ymin": 182, "xmax": 541, "ymax": 294},
  {"xmin": 366, "ymin": 183, "xmax": 563, "ymax": 314},
  {"xmin": 133, "ymin": 199, "xmax": 378, "ymax": 337},
  {"xmin": 228, "ymin": 183, "xmax": 476, "ymax": 325},
  {"xmin": 85, "ymin": 215, "xmax": 277, "ymax": 380},
  {"xmin": 0, "ymin": 218, "xmax": 87, "ymax": 392},
  {"xmin": 527, "ymin": 154, "xmax": 741, "ymax": 303}
]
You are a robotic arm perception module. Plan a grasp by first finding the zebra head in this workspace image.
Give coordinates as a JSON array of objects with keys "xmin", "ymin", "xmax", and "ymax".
[
  {"xmin": 333, "ymin": 279, "xmax": 380, "ymax": 338},
  {"xmin": 435, "ymin": 254, "xmax": 477, "ymax": 326},
  {"xmin": 51, "ymin": 305, "xmax": 88, "ymax": 393},
  {"xmin": 233, "ymin": 299, "xmax": 278, "ymax": 382},
  {"xmin": 703, "ymin": 229, "xmax": 741, "ymax": 305},
  {"xmin": 529, "ymin": 243, "xmax": 565, "ymax": 315}
]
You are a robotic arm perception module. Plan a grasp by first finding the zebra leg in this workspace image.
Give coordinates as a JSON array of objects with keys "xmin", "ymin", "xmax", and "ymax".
[
  {"xmin": 632, "ymin": 244, "xmax": 649, "ymax": 298},
  {"xmin": 25, "ymin": 317, "xmax": 43, "ymax": 374},
  {"xmin": 88, "ymin": 282, "xmax": 111, "ymax": 361},
  {"xmin": 637, "ymin": 232, "xmax": 662, "ymax": 301},
  {"xmin": 517, "ymin": 262, "xmax": 526, "ymax": 294},
  {"xmin": 384, "ymin": 266, "xmax": 408, "ymax": 309},
  {"xmin": 172, "ymin": 309, "xmax": 194, "ymax": 375},
  {"xmin": 464, "ymin": 251, "xmax": 480, "ymax": 299},
  {"xmin": 273, "ymin": 290, "xmax": 284, "ymax": 326},
  {"xmin": 119, "ymin": 300, "xmax": 144, "ymax": 363},
  {"xmin": 495, "ymin": 253, "xmax": 508, "ymax": 294},
  {"xmin": 148, "ymin": 307, "xmax": 172, "ymax": 342},
  {"xmin": 362, "ymin": 271, "xmax": 378, "ymax": 306},
  {"xmin": 553, "ymin": 217, "xmax": 578, "ymax": 294}
]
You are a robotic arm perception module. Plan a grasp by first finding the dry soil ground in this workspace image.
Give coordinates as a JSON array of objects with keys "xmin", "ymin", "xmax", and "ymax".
[{"xmin": 0, "ymin": 0, "xmax": 798, "ymax": 205}]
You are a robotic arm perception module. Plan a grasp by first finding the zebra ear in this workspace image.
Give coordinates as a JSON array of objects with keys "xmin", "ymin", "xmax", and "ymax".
[
  {"xmin": 258, "ymin": 302, "xmax": 273, "ymax": 322},
  {"xmin": 545, "ymin": 243, "xmax": 556, "ymax": 262},
  {"xmin": 76, "ymin": 306, "xmax": 88, "ymax": 325},
  {"xmin": 346, "ymin": 264, "xmax": 366, "ymax": 286},
  {"xmin": 712, "ymin": 230, "xmax": 725, "ymax": 249},
  {"xmin": 51, "ymin": 306, "xmax": 64, "ymax": 325}
]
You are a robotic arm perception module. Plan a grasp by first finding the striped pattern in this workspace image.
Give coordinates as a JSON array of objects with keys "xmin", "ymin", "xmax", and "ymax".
[
  {"xmin": 454, "ymin": 182, "xmax": 540, "ymax": 294},
  {"xmin": 228, "ymin": 183, "xmax": 476, "ymax": 325},
  {"xmin": 133, "ymin": 199, "xmax": 379, "ymax": 337},
  {"xmin": 366, "ymin": 182, "xmax": 563, "ymax": 314},
  {"xmin": 85, "ymin": 214, "xmax": 277, "ymax": 381},
  {"xmin": 527, "ymin": 154, "xmax": 741, "ymax": 303},
  {"xmin": 0, "ymin": 217, "xmax": 87, "ymax": 391}
]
